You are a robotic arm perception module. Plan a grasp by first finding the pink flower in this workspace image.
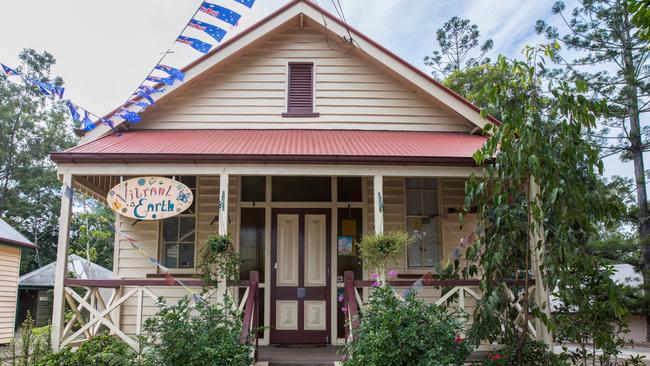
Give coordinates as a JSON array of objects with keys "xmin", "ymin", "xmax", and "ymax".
[
  {"xmin": 338, "ymin": 295, "xmax": 344, "ymax": 303},
  {"xmin": 370, "ymin": 273, "xmax": 379, "ymax": 279},
  {"xmin": 388, "ymin": 270, "xmax": 398, "ymax": 278},
  {"xmin": 372, "ymin": 281, "xmax": 381, "ymax": 287},
  {"xmin": 341, "ymin": 306, "xmax": 348, "ymax": 313}
]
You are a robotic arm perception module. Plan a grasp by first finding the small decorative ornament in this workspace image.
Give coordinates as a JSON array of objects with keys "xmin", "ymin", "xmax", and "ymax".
[{"xmin": 107, "ymin": 176, "xmax": 193, "ymax": 220}]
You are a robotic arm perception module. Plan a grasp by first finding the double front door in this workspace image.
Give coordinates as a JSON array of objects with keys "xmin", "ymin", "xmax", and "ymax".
[{"xmin": 271, "ymin": 209, "xmax": 331, "ymax": 344}]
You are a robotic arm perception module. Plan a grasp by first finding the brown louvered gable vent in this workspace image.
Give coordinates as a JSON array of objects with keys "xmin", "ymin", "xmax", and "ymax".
[{"xmin": 283, "ymin": 63, "xmax": 319, "ymax": 117}]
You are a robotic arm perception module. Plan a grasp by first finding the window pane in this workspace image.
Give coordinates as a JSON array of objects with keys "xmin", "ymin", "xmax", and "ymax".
[
  {"xmin": 337, "ymin": 177, "xmax": 362, "ymax": 202},
  {"xmin": 422, "ymin": 244, "xmax": 438, "ymax": 267},
  {"xmin": 241, "ymin": 176, "xmax": 266, "ymax": 202},
  {"xmin": 272, "ymin": 176, "xmax": 331, "ymax": 202},
  {"xmin": 179, "ymin": 244, "xmax": 195, "ymax": 268},
  {"xmin": 407, "ymin": 243, "xmax": 422, "ymax": 267},
  {"xmin": 165, "ymin": 243, "xmax": 179, "ymax": 268},
  {"xmin": 420, "ymin": 218, "xmax": 439, "ymax": 243},
  {"xmin": 239, "ymin": 208, "xmax": 265, "ymax": 282},
  {"xmin": 180, "ymin": 176, "xmax": 197, "ymax": 189},
  {"xmin": 405, "ymin": 178, "xmax": 421, "ymax": 190},
  {"xmin": 422, "ymin": 190, "xmax": 438, "ymax": 216},
  {"xmin": 422, "ymin": 178, "xmax": 437, "ymax": 190},
  {"xmin": 406, "ymin": 191, "xmax": 422, "ymax": 215},
  {"xmin": 179, "ymin": 217, "xmax": 195, "ymax": 241},
  {"xmin": 162, "ymin": 218, "xmax": 178, "ymax": 242}
]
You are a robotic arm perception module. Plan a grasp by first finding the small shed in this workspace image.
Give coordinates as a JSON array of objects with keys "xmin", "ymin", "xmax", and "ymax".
[
  {"xmin": 0, "ymin": 218, "xmax": 35, "ymax": 344},
  {"xmin": 17, "ymin": 255, "xmax": 113, "ymax": 327}
]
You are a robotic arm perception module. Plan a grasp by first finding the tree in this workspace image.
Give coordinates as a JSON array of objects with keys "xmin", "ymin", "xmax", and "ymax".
[
  {"xmin": 70, "ymin": 195, "xmax": 115, "ymax": 270},
  {"xmin": 443, "ymin": 63, "xmax": 512, "ymax": 120},
  {"xmin": 424, "ymin": 16, "xmax": 493, "ymax": 79},
  {"xmin": 536, "ymin": 4, "xmax": 650, "ymax": 339},
  {"xmin": 0, "ymin": 49, "xmax": 76, "ymax": 273},
  {"xmin": 462, "ymin": 45, "xmax": 627, "ymax": 362}
]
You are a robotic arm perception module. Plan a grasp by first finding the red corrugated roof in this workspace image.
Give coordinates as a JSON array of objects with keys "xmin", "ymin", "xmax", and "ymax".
[{"xmin": 52, "ymin": 130, "xmax": 486, "ymax": 165}]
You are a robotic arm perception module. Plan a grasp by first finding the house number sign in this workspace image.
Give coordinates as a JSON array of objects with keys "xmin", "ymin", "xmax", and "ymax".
[{"xmin": 107, "ymin": 176, "xmax": 193, "ymax": 220}]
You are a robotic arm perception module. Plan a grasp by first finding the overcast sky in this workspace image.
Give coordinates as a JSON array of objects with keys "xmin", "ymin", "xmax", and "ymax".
[{"xmin": 0, "ymin": 0, "xmax": 644, "ymax": 182}]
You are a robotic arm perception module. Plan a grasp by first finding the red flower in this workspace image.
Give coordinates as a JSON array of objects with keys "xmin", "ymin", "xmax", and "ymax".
[
  {"xmin": 487, "ymin": 352, "xmax": 503, "ymax": 361},
  {"xmin": 454, "ymin": 335, "xmax": 464, "ymax": 344}
]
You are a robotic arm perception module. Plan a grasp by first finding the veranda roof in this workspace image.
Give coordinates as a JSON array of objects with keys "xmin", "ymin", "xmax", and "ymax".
[
  {"xmin": 51, "ymin": 129, "xmax": 486, "ymax": 165},
  {"xmin": 0, "ymin": 218, "xmax": 35, "ymax": 249},
  {"xmin": 19, "ymin": 254, "xmax": 113, "ymax": 289}
]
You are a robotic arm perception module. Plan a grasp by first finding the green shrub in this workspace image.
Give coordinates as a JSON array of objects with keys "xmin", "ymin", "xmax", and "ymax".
[
  {"xmin": 343, "ymin": 285, "xmax": 472, "ymax": 366},
  {"xmin": 33, "ymin": 334, "xmax": 136, "ymax": 366},
  {"xmin": 141, "ymin": 295, "xmax": 252, "ymax": 366},
  {"xmin": 478, "ymin": 339, "xmax": 568, "ymax": 366}
]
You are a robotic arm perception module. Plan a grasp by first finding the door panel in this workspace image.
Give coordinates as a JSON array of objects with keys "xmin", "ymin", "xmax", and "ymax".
[
  {"xmin": 276, "ymin": 214, "xmax": 299, "ymax": 287},
  {"xmin": 304, "ymin": 215, "xmax": 327, "ymax": 287},
  {"xmin": 271, "ymin": 209, "xmax": 331, "ymax": 344}
]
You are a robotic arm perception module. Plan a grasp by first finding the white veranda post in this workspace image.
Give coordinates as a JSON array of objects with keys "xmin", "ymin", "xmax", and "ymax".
[
  {"xmin": 373, "ymin": 175, "xmax": 384, "ymax": 235},
  {"xmin": 51, "ymin": 174, "xmax": 73, "ymax": 350},
  {"xmin": 529, "ymin": 177, "xmax": 553, "ymax": 347},
  {"xmin": 218, "ymin": 173, "xmax": 229, "ymax": 299}
]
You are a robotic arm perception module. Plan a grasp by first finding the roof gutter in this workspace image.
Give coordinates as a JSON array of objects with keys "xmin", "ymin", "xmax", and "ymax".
[{"xmin": 50, "ymin": 152, "xmax": 479, "ymax": 166}]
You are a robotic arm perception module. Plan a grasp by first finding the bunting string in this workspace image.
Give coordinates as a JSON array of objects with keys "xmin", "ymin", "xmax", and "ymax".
[
  {"xmin": 1, "ymin": 0, "xmax": 258, "ymax": 134},
  {"xmin": 122, "ymin": 232, "xmax": 204, "ymax": 304}
]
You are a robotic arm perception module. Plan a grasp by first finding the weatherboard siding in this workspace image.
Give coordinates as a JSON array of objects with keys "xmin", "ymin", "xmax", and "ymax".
[
  {"xmin": 0, "ymin": 245, "xmax": 20, "ymax": 344},
  {"xmin": 139, "ymin": 26, "xmax": 471, "ymax": 132},
  {"xmin": 114, "ymin": 176, "xmax": 236, "ymax": 279}
]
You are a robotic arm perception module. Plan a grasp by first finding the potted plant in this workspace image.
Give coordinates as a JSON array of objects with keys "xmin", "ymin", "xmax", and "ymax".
[{"xmin": 358, "ymin": 229, "xmax": 410, "ymax": 285}]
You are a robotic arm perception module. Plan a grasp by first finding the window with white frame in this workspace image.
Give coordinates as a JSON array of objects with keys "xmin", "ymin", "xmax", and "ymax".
[
  {"xmin": 405, "ymin": 177, "xmax": 440, "ymax": 268},
  {"xmin": 160, "ymin": 176, "xmax": 197, "ymax": 269}
]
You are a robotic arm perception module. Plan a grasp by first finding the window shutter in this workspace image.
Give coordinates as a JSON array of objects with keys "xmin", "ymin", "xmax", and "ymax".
[{"xmin": 284, "ymin": 63, "xmax": 318, "ymax": 117}]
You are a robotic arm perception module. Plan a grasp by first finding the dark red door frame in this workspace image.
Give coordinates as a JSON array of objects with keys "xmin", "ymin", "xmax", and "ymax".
[{"xmin": 270, "ymin": 208, "xmax": 331, "ymax": 344}]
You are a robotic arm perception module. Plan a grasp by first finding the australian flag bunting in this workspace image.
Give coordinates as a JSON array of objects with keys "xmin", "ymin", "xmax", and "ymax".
[
  {"xmin": 134, "ymin": 89, "xmax": 155, "ymax": 105},
  {"xmin": 66, "ymin": 101, "xmax": 81, "ymax": 121},
  {"xmin": 100, "ymin": 118, "xmax": 115, "ymax": 130},
  {"xmin": 81, "ymin": 111, "xmax": 96, "ymax": 131},
  {"xmin": 1, "ymin": 63, "xmax": 18, "ymax": 77},
  {"xmin": 233, "ymin": 0, "xmax": 256, "ymax": 8},
  {"xmin": 135, "ymin": 101, "xmax": 151, "ymax": 110},
  {"xmin": 146, "ymin": 75, "xmax": 176, "ymax": 86},
  {"xmin": 138, "ymin": 85, "xmax": 165, "ymax": 94},
  {"xmin": 117, "ymin": 109, "xmax": 141, "ymax": 123},
  {"xmin": 155, "ymin": 64, "xmax": 185, "ymax": 82},
  {"xmin": 199, "ymin": 2, "xmax": 241, "ymax": 25},
  {"xmin": 176, "ymin": 35, "xmax": 212, "ymax": 54},
  {"xmin": 187, "ymin": 19, "xmax": 227, "ymax": 43}
]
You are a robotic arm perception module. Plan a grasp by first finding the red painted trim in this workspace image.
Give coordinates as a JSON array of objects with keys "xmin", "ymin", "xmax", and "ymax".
[
  {"xmin": 240, "ymin": 270, "xmax": 259, "ymax": 345},
  {"xmin": 84, "ymin": 0, "xmax": 498, "ymax": 135},
  {"xmin": 0, "ymin": 237, "xmax": 36, "ymax": 249},
  {"xmin": 50, "ymin": 152, "xmax": 478, "ymax": 166}
]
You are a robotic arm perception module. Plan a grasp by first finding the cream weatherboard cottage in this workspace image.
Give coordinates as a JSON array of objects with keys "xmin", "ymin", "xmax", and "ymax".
[{"xmin": 48, "ymin": 0, "xmax": 547, "ymax": 358}]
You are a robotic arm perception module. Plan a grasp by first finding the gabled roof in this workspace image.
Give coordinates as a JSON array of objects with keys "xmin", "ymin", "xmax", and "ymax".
[
  {"xmin": 0, "ymin": 218, "xmax": 35, "ymax": 249},
  {"xmin": 19, "ymin": 254, "xmax": 113, "ymax": 288},
  {"xmin": 80, "ymin": 0, "xmax": 497, "ymax": 143}
]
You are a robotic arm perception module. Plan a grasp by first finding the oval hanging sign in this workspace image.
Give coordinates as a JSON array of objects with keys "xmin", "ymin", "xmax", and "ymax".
[{"xmin": 107, "ymin": 177, "xmax": 193, "ymax": 220}]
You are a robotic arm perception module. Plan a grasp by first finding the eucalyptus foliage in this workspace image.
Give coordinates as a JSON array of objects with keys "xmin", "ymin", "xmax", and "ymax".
[{"xmin": 461, "ymin": 45, "xmax": 626, "ymax": 355}]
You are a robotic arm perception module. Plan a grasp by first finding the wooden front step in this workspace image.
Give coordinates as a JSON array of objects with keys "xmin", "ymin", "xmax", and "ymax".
[{"xmin": 257, "ymin": 345, "xmax": 344, "ymax": 365}]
